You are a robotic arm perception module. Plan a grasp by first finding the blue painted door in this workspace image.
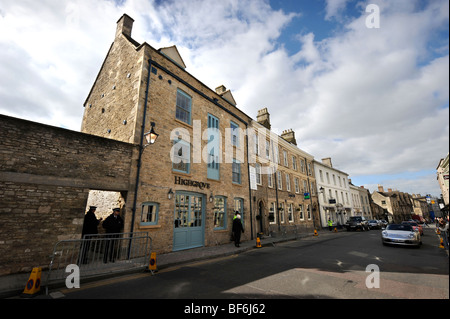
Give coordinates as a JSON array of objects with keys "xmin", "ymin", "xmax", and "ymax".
[{"xmin": 173, "ymin": 192, "xmax": 205, "ymax": 251}]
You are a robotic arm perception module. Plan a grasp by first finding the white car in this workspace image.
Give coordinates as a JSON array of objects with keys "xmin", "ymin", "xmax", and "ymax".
[{"xmin": 381, "ymin": 224, "xmax": 421, "ymax": 247}]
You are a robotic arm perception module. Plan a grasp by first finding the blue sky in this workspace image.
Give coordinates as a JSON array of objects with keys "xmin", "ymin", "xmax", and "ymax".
[{"xmin": 0, "ymin": 0, "xmax": 448, "ymax": 197}]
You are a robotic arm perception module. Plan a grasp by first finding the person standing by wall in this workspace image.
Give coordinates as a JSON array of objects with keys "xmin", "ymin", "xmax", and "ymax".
[
  {"xmin": 232, "ymin": 212, "xmax": 244, "ymax": 247},
  {"xmin": 80, "ymin": 206, "xmax": 102, "ymax": 264},
  {"xmin": 102, "ymin": 208, "xmax": 124, "ymax": 262}
]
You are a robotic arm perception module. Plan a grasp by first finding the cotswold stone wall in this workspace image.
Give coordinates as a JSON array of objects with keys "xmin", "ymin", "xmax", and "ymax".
[{"xmin": 0, "ymin": 115, "xmax": 136, "ymax": 275}]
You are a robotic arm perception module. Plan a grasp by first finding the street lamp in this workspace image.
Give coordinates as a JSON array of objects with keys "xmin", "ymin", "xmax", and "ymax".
[{"xmin": 144, "ymin": 122, "xmax": 159, "ymax": 147}]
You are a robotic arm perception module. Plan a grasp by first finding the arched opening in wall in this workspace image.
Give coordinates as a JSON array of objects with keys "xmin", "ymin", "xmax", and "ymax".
[{"xmin": 82, "ymin": 190, "xmax": 127, "ymax": 236}]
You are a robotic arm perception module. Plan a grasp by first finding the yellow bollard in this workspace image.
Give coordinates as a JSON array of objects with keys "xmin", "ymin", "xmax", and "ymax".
[
  {"xmin": 22, "ymin": 267, "xmax": 42, "ymax": 296},
  {"xmin": 439, "ymin": 238, "xmax": 445, "ymax": 249},
  {"xmin": 148, "ymin": 252, "xmax": 157, "ymax": 273},
  {"xmin": 313, "ymin": 230, "xmax": 318, "ymax": 236},
  {"xmin": 256, "ymin": 237, "xmax": 262, "ymax": 248}
]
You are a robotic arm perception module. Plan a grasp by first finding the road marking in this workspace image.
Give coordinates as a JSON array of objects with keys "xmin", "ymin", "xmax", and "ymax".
[{"xmin": 348, "ymin": 251, "xmax": 369, "ymax": 258}]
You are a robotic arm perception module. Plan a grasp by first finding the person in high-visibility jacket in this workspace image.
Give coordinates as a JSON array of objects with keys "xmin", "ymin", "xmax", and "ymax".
[{"xmin": 328, "ymin": 218, "xmax": 333, "ymax": 231}]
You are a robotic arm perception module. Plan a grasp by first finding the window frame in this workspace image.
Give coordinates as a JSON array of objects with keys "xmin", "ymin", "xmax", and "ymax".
[
  {"xmin": 230, "ymin": 121, "xmax": 240, "ymax": 147},
  {"xmin": 213, "ymin": 196, "xmax": 227, "ymax": 230},
  {"xmin": 140, "ymin": 202, "xmax": 159, "ymax": 226},
  {"xmin": 175, "ymin": 89, "xmax": 192, "ymax": 125},
  {"xmin": 172, "ymin": 139, "xmax": 191, "ymax": 174},
  {"xmin": 232, "ymin": 159, "xmax": 242, "ymax": 184}
]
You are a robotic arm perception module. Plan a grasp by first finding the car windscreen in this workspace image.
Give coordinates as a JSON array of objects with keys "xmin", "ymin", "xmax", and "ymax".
[{"xmin": 386, "ymin": 224, "xmax": 413, "ymax": 231}]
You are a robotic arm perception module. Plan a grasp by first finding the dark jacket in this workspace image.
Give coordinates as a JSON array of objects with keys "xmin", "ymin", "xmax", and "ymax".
[
  {"xmin": 82, "ymin": 211, "xmax": 100, "ymax": 236},
  {"xmin": 232, "ymin": 218, "xmax": 244, "ymax": 234},
  {"xmin": 102, "ymin": 213, "xmax": 124, "ymax": 234}
]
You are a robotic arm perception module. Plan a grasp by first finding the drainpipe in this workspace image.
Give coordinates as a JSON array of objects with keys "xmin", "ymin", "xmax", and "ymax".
[
  {"xmin": 129, "ymin": 58, "xmax": 153, "ymax": 237},
  {"xmin": 245, "ymin": 129, "xmax": 254, "ymax": 240},
  {"xmin": 273, "ymin": 143, "xmax": 281, "ymax": 232}
]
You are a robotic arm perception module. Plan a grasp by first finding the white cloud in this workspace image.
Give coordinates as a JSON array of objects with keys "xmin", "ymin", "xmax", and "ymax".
[{"xmin": 325, "ymin": 0, "xmax": 352, "ymax": 21}]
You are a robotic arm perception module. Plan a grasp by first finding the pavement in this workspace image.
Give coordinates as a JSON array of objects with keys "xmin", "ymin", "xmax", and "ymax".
[{"xmin": 2, "ymin": 224, "xmax": 447, "ymax": 298}]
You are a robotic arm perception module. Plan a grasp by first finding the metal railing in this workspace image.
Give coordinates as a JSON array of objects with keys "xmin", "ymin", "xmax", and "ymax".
[{"xmin": 45, "ymin": 232, "xmax": 152, "ymax": 293}]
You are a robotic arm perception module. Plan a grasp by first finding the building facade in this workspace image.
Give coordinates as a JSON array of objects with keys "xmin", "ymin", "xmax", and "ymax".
[
  {"xmin": 411, "ymin": 194, "xmax": 430, "ymax": 221},
  {"xmin": 249, "ymin": 108, "xmax": 319, "ymax": 237},
  {"xmin": 371, "ymin": 185, "xmax": 414, "ymax": 223},
  {"xmin": 314, "ymin": 158, "xmax": 352, "ymax": 227},
  {"xmin": 81, "ymin": 14, "xmax": 253, "ymax": 253},
  {"xmin": 349, "ymin": 182, "xmax": 373, "ymax": 220}
]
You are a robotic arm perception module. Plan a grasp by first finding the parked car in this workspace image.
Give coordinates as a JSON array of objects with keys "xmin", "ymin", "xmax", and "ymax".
[
  {"xmin": 346, "ymin": 216, "xmax": 369, "ymax": 231},
  {"xmin": 402, "ymin": 221, "xmax": 423, "ymax": 236},
  {"xmin": 368, "ymin": 220, "xmax": 380, "ymax": 229},
  {"xmin": 380, "ymin": 220, "xmax": 388, "ymax": 227},
  {"xmin": 381, "ymin": 224, "xmax": 421, "ymax": 247}
]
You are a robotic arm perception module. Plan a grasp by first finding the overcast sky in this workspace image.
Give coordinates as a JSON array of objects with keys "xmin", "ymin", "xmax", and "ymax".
[{"xmin": 0, "ymin": 0, "xmax": 448, "ymax": 197}]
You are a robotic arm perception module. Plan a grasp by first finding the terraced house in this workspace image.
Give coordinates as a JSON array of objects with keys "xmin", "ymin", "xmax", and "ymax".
[{"xmin": 249, "ymin": 108, "xmax": 320, "ymax": 237}]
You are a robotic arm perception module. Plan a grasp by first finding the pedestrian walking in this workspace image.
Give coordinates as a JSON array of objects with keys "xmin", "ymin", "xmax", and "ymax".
[
  {"xmin": 80, "ymin": 206, "xmax": 102, "ymax": 264},
  {"xmin": 232, "ymin": 211, "xmax": 244, "ymax": 247},
  {"xmin": 102, "ymin": 207, "xmax": 124, "ymax": 263}
]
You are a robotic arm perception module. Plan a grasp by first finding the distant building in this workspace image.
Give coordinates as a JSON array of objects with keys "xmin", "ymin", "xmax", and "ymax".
[
  {"xmin": 371, "ymin": 185, "xmax": 414, "ymax": 223},
  {"xmin": 314, "ymin": 158, "xmax": 352, "ymax": 227},
  {"xmin": 349, "ymin": 181, "xmax": 373, "ymax": 220}
]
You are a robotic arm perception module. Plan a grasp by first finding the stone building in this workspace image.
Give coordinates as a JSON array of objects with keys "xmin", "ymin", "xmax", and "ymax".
[
  {"xmin": 314, "ymin": 158, "xmax": 352, "ymax": 227},
  {"xmin": 349, "ymin": 181, "xmax": 372, "ymax": 220},
  {"xmin": 411, "ymin": 194, "xmax": 430, "ymax": 221},
  {"xmin": 371, "ymin": 185, "xmax": 414, "ymax": 223},
  {"xmin": 81, "ymin": 14, "xmax": 252, "ymax": 253},
  {"xmin": 249, "ymin": 108, "xmax": 319, "ymax": 237}
]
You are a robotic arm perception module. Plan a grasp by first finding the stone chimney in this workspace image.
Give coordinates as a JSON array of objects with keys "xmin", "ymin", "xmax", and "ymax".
[
  {"xmin": 321, "ymin": 157, "xmax": 333, "ymax": 168},
  {"xmin": 256, "ymin": 108, "xmax": 271, "ymax": 130},
  {"xmin": 378, "ymin": 185, "xmax": 384, "ymax": 192},
  {"xmin": 388, "ymin": 188, "xmax": 393, "ymax": 192},
  {"xmin": 281, "ymin": 129, "xmax": 297, "ymax": 145},
  {"xmin": 116, "ymin": 14, "xmax": 134, "ymax": 38},
  {"xmin": 215, "ymin": 85, "xmax": 227, "ymax": 95}
]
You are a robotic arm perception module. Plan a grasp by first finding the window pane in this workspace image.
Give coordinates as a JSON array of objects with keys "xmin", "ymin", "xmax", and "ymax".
[
  {"xmin": 176, "ymin": 90, "xmax": 191, "ymax": 124},
  {"xmin": 214, "ymin": 197, "xmax": 226, "ymax": 229},
  {"xmin": 141, "ymin": 203, "xmax": 159, "ymax": 225},
  {"xmin": 175, "ymin": 195, "xmax": 189, "ymax": 228},
  {"xmin": 232, "ymin": 160, "xmax": 241, "ymax": 184},
  {"xmin": 172, "ymin": 140, "xmax": 190, "ymax": 173}
]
